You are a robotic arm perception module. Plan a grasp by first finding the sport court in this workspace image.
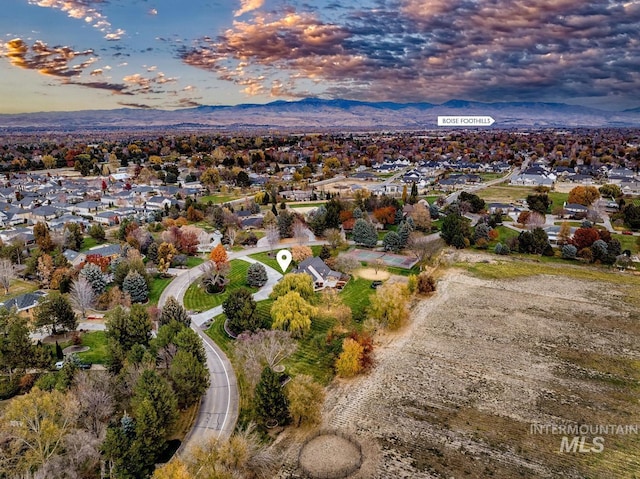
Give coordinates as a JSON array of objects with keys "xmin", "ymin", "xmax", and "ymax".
[{"xmin": 344, "ymin": 249, "xmax": 418, "ymax": 269}]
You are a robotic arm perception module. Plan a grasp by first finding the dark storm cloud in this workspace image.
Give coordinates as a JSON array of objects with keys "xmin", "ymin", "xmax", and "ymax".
[{"xmin": 178, "ymin": 0, "xmax": 640, "ymax": 104}]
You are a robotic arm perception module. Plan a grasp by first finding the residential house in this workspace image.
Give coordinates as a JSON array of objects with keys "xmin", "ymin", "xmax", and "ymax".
[
  {"xmin": 562, "ymin": 202, "xmax": 589, "ymax": 218},
  {"xmin": 294, "ymin": 257, "xmax": 347, "ymax": 290},
  {"xmin": 0, "ymin": 290, "xmax": 47, "ymax": 315},
  {"xmin": 30, "ymin": 205, "xmax": 60, "ymax": 223}
]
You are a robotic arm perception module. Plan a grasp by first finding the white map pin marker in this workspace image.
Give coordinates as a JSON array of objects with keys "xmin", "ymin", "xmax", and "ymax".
[{"xmin": 276, "ymin": 249, "xmax": 292, "ymax": 273}]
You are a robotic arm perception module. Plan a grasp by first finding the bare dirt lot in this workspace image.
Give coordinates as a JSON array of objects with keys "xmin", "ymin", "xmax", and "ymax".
[{"xmin": 276, "ymin": 258, "xmax": 640, "ymax": 478}]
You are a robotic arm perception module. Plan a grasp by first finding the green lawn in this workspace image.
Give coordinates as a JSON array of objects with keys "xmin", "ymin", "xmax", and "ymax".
[
  {"xmin": 76, "ymin": 331, "xmax": 109, "ymax": 364},
  {"xmin": 547, "ymin": 191, "xmax": 569, "ymax": 211},
  {"xmin": 148, "ymin": 276, "xmax": 173, "ymax": 305},
  {"xmin": 248, "ymin": 251, "xmax": 284, "ymax": 273},
  {"xmin": 613, "ymin": 233, "xmax": 639, "ymax": 254},
  {"xmin": 198, "ymin": 194, "xmax": 241, "ymax": 204},
  {"xmin": 184, "ymin": 259, "xmax": 257, "ymax": 312},
  {"xmin": 1, "ymin": 279, "xmax": 38, "ymax": 301},
  {"xmin": 340, "ymin": 277, "xmax": 374, "ymax": 321},
  {"xmin": 80, "ymin": 236, "xmax": 100, "ymax": 251},
  {"xmin": 186, "ymin": 256, "xmax": 205, "ymax": 268},
  {"xmin": 283, "ymin": 314, "xmax": 339, "ymax": 385},
  {"xmin": 288, "ymin": 202, "xmax": 326, "ymax": 208},
  {"xmin": 492, "ymin": 225, "xmax": 520, "ymax": 245},
  {"xmin": 479, "ymin": 172, "xmax": 507, "ymax": 181}
]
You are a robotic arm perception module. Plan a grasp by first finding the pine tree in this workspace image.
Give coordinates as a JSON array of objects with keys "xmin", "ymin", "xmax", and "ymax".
[
  {"xmin": 160, "ymin": 296, "xmax": 190, "ymax": 327},
  {"xmin": 246, "ymin": 262, "xmax": 268, "ymax": 287},
  {"xmin": 383, "ymin": 231, "xmax": 402, "ymax": 252},
  {"xmin": 169, "ymin": 350, "xmax": 210, "ymax": 409},
  {"xmin": 223, "ymin": 288, "xmax": 259, "ymax": 334},
  {"xmin": 254, "ymin": 366, "xmax": 289, "ymax": 427},
  {"xmin": 352, "ymin": 219, "xmax": 378, "ymax": 247},
  {"xmin": 123, "ymin": 270, "xmax": 149, "ymax": 303},
  {"xmin": 80, "ymin": 263, "xmax": 107, "ymax": 294},
  {"xmin": 146, "ymin": 242, "xmax": 159, "ymax": 263}
]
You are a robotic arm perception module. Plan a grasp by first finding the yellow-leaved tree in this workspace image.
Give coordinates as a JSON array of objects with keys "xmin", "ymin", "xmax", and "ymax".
[
  {"xmin": 270, "ymin": 291, "xmax": 317, "ymax": 337},
  {"xmin": 335, "ymin": 338, "xmax": 364, "ymax": 377},
  {"xmin": 286, "ymin": 374, "xmax": 325, "ymax": 427},
  {"xmin": 368, "ymin": 282, "xmax": 410, "ymax": 330}
]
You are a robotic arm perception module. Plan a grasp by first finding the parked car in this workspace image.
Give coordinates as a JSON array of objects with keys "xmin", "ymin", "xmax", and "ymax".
[
  {"xmin": 622, "ymin": 230, "xmax": 633, "ymax": 235},
  {"xmin": 371, "ymin": 280, "xmax": 383, "ymax": 289},
  {"xmin": 55, "ymin": 360, "xmax": 65, "ymax": 370}
]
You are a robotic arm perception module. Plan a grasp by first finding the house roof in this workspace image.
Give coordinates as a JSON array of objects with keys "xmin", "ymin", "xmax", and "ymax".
[
  {"xmin": 0, "ymin": 290, "xmax": 46, "ymax": 312},
  {"xmin": 87, "ymin": 243, "xmax": 121, "ymax": 257},
  {"xmin": 295, "ymin": 257, "xmax": 341, "ymax": 282}
]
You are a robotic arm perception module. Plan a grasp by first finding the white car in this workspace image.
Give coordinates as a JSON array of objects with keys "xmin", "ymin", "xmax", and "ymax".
[{"xmin": 55, "ymin": 360, "xmax": 65, "ymax": 370}]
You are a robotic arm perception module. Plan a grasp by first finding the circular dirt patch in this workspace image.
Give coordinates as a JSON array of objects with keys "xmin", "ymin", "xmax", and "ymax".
[
  {"xmin": 299, "ymin": 432, "xmax": 362, "ymax": 478},
  {"xmin": 63, "ymin": 345, "xmax": 89, "ymax": 355},
  {"xmin": 353, "ymin": 268, "xmax": 390, "ymax": 281}
]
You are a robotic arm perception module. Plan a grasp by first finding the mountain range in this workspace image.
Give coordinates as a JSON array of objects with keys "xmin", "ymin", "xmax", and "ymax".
[{"xmin": 1, "ymin": 98, "xmax": 640, "ymax": 132}]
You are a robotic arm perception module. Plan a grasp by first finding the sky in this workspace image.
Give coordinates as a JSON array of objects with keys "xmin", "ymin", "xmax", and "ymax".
[{"xmin": 1, "ymin": 0, "xmax": 640, "ymax": 113}]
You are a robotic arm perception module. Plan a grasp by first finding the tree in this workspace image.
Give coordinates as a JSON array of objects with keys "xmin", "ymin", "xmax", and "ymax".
[
  {"xmin": 160, "ymin": 296, "xmax": 191, "ymax": 327},
  {"xmin": 72, "ymin": 371, "xmax": 115, "ymax": 439},
  {"xmin": 517, "ymin": 210, "xmax": 531, "ymax": 226},
  {"xmin": 572, "ymin": 227, "xmax": 600, "ymax": 250},
  {"xmin": 34, "ymin": 292, "xmax": 77, "ymax": 334},
  {"xmin": 0, "ymin": 258, "xmax": 15, "ymax": 294},
  {"xmin": 234, "ymin": 330, "xmax": 297, "ymax": 390},
  {"xmin": 157, "ymin": 242, "xmax": 178, "ymax": 275},
  {"xmin": 373, "ymin": 206, "xmax": 396, "ymax": 226},
  {"xmin": 223, "ymin": 288, "xmax": 260, "ymax": 334},
  {"xmin": 458, "ymin": 191, "xmax": 485, "ymax": 213},
  {"xmin": 247, "ymin": 262, "xmax": 268, "ymax": 287},
  {"xmin": 561, "ymin": 244, "xmax": 578, "ymax": 259},
  {"xmin": 352, "ymin": 219, "xmax": 378, "ymax": 247},
  {"xmin": 599, "ymin": 184, "xmax": 622, "ymax": 199},
  {"xmin": 270, "ymin": 291, "xmax": 317, "ymax": 337},
  {"xmin": 265, "ymin": 224, "xmax": 280, "ymax": 250},
  {"xmin": 291, "ymin": 245, "xmax": 312, "ymax": 263},
  {"xmin": 88, "ymin": 223, "xmax": 105, "ymax": 242},
  {"xmin": 174, "ymin": 327, "xmax": 207, "ymax": 364},
  {"xmin": 0, "ymin": 308, "xmax": 36, "ymax": 381},
  {"xmin": 568, "ymin": 185, "xmax": 600, "ymax": 206},
  {"xmin": 369, "ymin": 283, "xmax": 409, "ymax": 330},
  {"xmin": 105, "ymin": 304, "xmax": 151, "ymax": 352},
  {"xmin": 80, "ymin": 263, "xmax": 107, "ymax": 295},
  {"xmin": 286, "ymin": 374, "xmax": 325, "ymax": 427},
  {"xmin": 409, "ymin": 181, "xmax": 418, "ymax": 204},
  {"xmin": 440, "ymin": 213, "xmax": 472, "ymax": 247},
  {"xmin": 69, "ymin": 276, "xmax": 94, "ymax": 319},
  {"xmin": 277, "ymin": 210, "xmax": 295, "ymax": 238},
  {"xmin": 269, "ymin": 273, "xmax": 315, "ymax": 301},
  {"xmin": 332, "ymin": 254, "xmax": 361, "ymax": 274},
  {"xmin": 383, "ymin": 231, "xmax": 402, "ymax": 252},
  {"xmin": 558, "ymin": 221, "xmax": 572, "ymax": 245},
  {"xmin": 34, "ymin": 222, "xmax": 54, "ymax": 252},
  {"xmin": 209, "ymin": 243, "xmax": 228, "ymax": 267},
  {"xmin": 36, "ymin": 253, "xmax": 54, "ymax": 289},
  {"xmin": 324, "ymin": 228, "xmax": 345, "ymax": 249},
  {"xmin": 122, "ymin": 270, "xmax": 149, "ymax": 303},
  {"xmin": 63, "ymin": 222, "xmax": 84, "ymax": 251},
  {"xmin": 335, "ymin": 338, "xmax": 364, "ymax": 377},
  {"xmin": 526, "ymin": 193, "xmax": 552, "ymax": 214},
  {"xmin": 201, "ymin": 259, "xmax": 230, "ymax": 293},
  {"xmin": 1, "ymin": 387, "xmax": 79, "ymax": 476},
  {"xmin": 517, "ymin": 227, "xmax": 549, "ymax": 254},
  {"xmin": 169, "ymin": 350, "xmax": 210, "ymax": 409},
  {"xmin": 254, "ymin": 366, "xmax": 289, "ymax": 427}
]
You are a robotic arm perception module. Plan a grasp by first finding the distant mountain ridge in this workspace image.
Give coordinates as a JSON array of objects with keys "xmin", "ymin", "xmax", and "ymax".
[{"xmin": 1, "ymin": 98, "xmax": 639, "ymax": 131}]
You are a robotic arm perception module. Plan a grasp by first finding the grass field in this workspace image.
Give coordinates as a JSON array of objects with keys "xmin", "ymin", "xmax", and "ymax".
[
  {"xmin": 477, "ymin": 185, "xmax": 568, "ymax": 213},
  {"xmin": 0, "ymin": 279, "xmax": 38, "ymax": 301},
  {"xmin": 339, "ymin": 277, "xmax": 374, "ymax": 321},
  {"xmin": 148, "ymin": 276, "xmax": 173, "ymax": 305},
  {"xmin": 76, "ymin": 331, "xmax": 109, "ymax": 364},
  {"xmin": 248, "ymin": 251, "xmax": 283, "ymax": 273},
  {"xmin": 185, "ymin": 256, "xmax": 205, "ymax": 268},
  {"xmin": 184, "ymin": 259, "xmax": 257, "ymax": 312},
  {"xmin": 198, "ymin": 194, "xmax": 241, "ymax": 204},
  {"xmin": 288, "ymin": 202, "xmax": 326, "ymax": 208},
  {"xmin": 613, "ymin": 233, "xmax": 639, "ymax": 254},
  {"xmin": 80, "ymin": 236, "xmax": 100, "ymax": 251}
]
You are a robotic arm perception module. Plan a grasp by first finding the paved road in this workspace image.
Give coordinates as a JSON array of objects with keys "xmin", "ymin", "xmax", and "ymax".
[{"xmin": 161, "ymin": 238, "xmax": 330, "ymax": 454}]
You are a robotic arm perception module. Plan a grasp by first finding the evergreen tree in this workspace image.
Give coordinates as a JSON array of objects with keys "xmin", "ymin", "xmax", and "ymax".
[
  {"xmin": 398, "ymin": 221, "xmax": 412, "ymax": 248},
  {"xmin": 246, "ymin": 262, "xmax": 268, "ymax": 287},
  {"xmin": 122, "ymin": 270, "xmax": 149, "ymax": 303},
  {"xmin": 383, "ymin": 231, "xmax": 402, "ymax": 252},
  {"xmin": 169, "ymin": 350, "xmax": 210, "ymax": 409},
  {"xmin": 223, "ymin": 288, "xmax": 260, "ymax": 334},
  {"xmin": 319, "ymin": 244, "xmax": 332, "ymax": 260},
  {"xmin": 352, "ymin": 219, "xmax": 378, "ymax": 247},
  {"xmin": 254, "ymin": 366, "xmax": 289, "ymax": 427},
  {"xmin": 160, "ymin": 296, "xmax": 190, "ymax": 327},
  {"xmin": 408, "ymin": 182, "xmax": 418, "ymax": 204},
  {"xmin": 88, "ymin": 223, "xmax": 105, "ymax": 242},
  {"xmin": 80, "ymin": 263, "xmax": 107, "ymax": 295},
  {"xmin": 146, "ymin": 242, "xmax": 159, "ymax": 263}
]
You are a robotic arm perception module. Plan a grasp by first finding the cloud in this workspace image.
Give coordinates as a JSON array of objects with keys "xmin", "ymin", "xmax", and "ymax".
[
  {"xmin": 179, "ymin": 0, "xmax": 640, "ymax": 104},
  {"xmin": 234, "ymin": 0, "xmax": 265, "ymax": 17},
  {"xmin": 28, "ymin": 0, "xmax": 125, "ymax": 41},
  {"xmin": 2, "ymin": 37, "xmax": 95, "ymax": 77}
]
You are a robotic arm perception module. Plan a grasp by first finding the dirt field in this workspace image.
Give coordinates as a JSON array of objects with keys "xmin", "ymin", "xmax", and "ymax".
[
  {"xmin": 353, "ymin": 268, "xmax": 390, "ymax": 281},
  {"xmin": 275, "ymin": 257, "xmax": 640, "ymax": 478}
]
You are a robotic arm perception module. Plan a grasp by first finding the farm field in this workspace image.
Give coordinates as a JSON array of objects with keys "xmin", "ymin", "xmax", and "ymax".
[{"xmin": 274, "ymin": 254, "xmax": 640, "ymax": 478}]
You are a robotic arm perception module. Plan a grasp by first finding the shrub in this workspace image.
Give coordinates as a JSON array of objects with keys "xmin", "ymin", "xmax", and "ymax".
[
  {"xmin": 417, "ymin": 273, "xmax": 436, "ymax": 293},
  {"xmin": 246, "ymin": 262, "xmax": 268, "ymax": 288},
  {"xmin": 561, "ymin": 244, "xmax": 577, "ymax": 259}
]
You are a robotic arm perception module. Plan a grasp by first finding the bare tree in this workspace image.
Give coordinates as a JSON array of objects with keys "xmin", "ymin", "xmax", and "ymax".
[
  {"xmin": 372, "ymin": 258, "xmax": 384, "ymax": 274},
  {"xmin": 72, "ymin": 371, "xmax": 114, "ymax": 439},
  {"xmin": 226, "ymin": 226, "xmax": 237, "ymax": 247},
  {"xmin": 324, "ymin": 228, "xmax": 345, "ymax": 249},
  {"xmin": 527, "ymin": 211, "xmax": 546, "ymax": 230},
  {"xmin": 407, "ymin": 232, "xmax": 444, "ymax": 267},
  {"xmin": 200, "ymin": 260, "xmax": 230, "ymax": 292},
  {"xmin": 292, "ymin": 220, "xmax": 308, "ymax": 244},
  {"xmin": 0, "ymin": 259, "xmax": 15, "ymax": 294},
  {"xmin": 265, "ymin": 224, "xmax": 280, "ymax": 250},
  {"xmin": 234, "ymin": 330, "xmax": 297, "ymax": 391},
  {"xmin": 70, "ymin": 276, "xmax": 95, "ymax": 319}
]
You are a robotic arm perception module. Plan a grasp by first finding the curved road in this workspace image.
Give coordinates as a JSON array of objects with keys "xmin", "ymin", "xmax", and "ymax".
[{"xmin": 160, "ymin": 239, "xmax": 329, "ymax": 454}]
